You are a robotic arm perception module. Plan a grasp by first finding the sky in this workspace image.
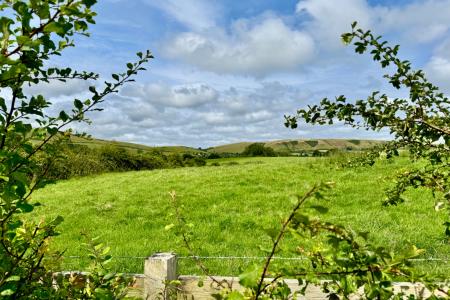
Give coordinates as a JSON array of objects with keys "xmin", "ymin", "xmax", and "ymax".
[{"xmin": 32, "ymin": 0, "xmax": 450, "ymax": 147}]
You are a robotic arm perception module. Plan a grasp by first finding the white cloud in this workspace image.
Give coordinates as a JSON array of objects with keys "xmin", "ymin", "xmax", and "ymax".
[
  {"xmin": 165, "ymin": 17, "xmax": 315, "ymax": 76},
  {"xmin": 374, "ymin": 0, "xmax": 450, "ymax": 43},
  {"xmin": 296, "ymin": 0, "xmax": 371, "ymax": 49},
  {"xmin": 244, "ymin": 110, "xmax": 273, "ymax": 122},
  {"xmin": 425, "ymin": 38, "xmax": 450, "ymax": 92},
  {"xmin": 296, "ymin": 0, "xmax": 450, "ymax": 47},
  {"xmin": 122, "ymin": 83, "xmax": 219, "ymax": 108},
  {"xmin": 426, "ymin": 56, "xmax": 450, "ymax": 86},
  {"xmin": 61, "ymin": 0, "xmax": 450, "ymax": 146},
  {"xmin": 143, "ymin": 0, "xmax": 219, "ymax": 30},
  {"xmin": 200, "ymin": 111, "xmax": 230, "ymax": 125},
  {"xmin": 24, "ymin": 80, "xmax": 90, "ymax": 99}
]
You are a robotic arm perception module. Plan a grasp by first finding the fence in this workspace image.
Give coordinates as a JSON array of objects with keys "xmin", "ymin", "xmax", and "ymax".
[{"xmin": 112, "ymin": 253, "xmax": 448, "ymax": 300}]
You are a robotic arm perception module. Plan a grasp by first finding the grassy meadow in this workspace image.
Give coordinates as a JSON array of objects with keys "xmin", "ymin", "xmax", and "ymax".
[{"xmin": 31, "ymin": 156, "xmax": 449, "ymax": 277}]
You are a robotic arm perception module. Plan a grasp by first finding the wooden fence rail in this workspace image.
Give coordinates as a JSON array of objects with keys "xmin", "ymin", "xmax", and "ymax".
[{"xmin": 116, "ymin": 253, "xmax": 446, "ymax": 300}]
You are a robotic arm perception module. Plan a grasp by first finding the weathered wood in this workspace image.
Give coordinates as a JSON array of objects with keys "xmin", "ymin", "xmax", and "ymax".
[
  {"xmin": 143, "ymin": 253, "xmax": 177, "ymax": 300},
  {"xmin": 132, "ymin": 275, "xmax": 447, "ymax": 299},
  {"xmin": 128, "ymin": 253, "xmax": 448, "ymax": 299}
]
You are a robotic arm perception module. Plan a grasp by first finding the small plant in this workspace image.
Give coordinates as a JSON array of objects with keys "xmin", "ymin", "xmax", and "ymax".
[{"xmin": 51, "ymin": 235, "xmax": 134, "ymax": 299}]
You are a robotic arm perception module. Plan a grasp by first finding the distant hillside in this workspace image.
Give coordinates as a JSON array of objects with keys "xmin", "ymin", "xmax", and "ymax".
[
  {"xmin": 67, "ymin": 136, "xmax": 385, "ymax": 155},
  {"xmin": 209, "ymin": 139, "xmax": 385, "ymax": 154},
  {"xmin": 68, "ymin": 136, "xmax": 203, "ymax": 154}
]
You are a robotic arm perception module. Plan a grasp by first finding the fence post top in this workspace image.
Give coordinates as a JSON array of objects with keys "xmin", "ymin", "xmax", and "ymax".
[{"xmin": 147, "ymin": 252, "xmax": 176, "ymax": 260}]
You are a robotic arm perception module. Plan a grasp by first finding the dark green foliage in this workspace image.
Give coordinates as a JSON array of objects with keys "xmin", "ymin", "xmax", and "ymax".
[
  {"xmin": 206, "ymin": 152, "xmax": 222, "ymax": 159},
  {"xmin": 304, "ymin": 140, "xmax": 318, "ymax": 148},
  {"xmin": 311, "ymin": 149, "xmax": 323, "ymax": 157},
  {"xmin": 242, "ymin": 143, "xmax": 276, "ymax": 157},
  {"xmin": 38, "ymin": 143, "xmax": 206, "ymax": 180}
]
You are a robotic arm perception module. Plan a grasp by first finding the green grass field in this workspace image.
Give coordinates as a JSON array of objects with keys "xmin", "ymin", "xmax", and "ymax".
[{"xmin": 31, "ymin": 157, "xmax": 449, "ymax": 277}]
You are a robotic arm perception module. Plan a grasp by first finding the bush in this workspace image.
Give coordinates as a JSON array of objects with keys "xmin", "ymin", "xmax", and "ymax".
[
  {"xmin": 242, "ymin": 143, "xmax": 276, "ymax": 157},
  {"xmin": 206, "ymin": 152, "xmax": 222, "ymax": 159},
  {"xmin": 40, "ymin": 143, "xmax": 207, "ymax": 180}
]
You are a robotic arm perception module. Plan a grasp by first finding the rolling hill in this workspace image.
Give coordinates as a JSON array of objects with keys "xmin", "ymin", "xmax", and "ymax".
[
  {"xmin": 209, "ymin": 139, "xmax": 385, "ymax": 154},
  {"xmin": 67, "ymin": 136, "xmax": 385, "ymax": 155}
]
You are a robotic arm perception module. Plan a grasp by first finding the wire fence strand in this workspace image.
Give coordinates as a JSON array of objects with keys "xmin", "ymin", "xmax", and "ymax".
[{"xmin": 63, "ymin": 255, "xmax": 450, "ymax": 262}]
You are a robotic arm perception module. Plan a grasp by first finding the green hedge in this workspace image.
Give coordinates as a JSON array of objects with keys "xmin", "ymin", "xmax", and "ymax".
[{"xmin": 39, "ymin": 144, "xmax": 206, "ymax": 180}]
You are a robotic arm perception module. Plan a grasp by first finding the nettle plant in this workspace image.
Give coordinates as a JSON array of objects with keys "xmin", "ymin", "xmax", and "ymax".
[{"xmin": 0, "ymin": 0, "xmax": 151, "ymax": 298}]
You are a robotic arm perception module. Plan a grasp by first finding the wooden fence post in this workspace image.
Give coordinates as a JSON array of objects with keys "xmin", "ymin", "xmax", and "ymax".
[{"xmin": 144, "ymin": 253, "xmax": 177, "ymax": 300}]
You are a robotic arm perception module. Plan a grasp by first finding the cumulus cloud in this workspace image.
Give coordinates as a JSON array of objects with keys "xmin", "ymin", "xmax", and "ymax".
[
  {"xmin": 296, "ymin": 0, "xmax": 371, "ymax": 49},
  {"xmin": 425, "ymin": 38, "xmax": 450, "ymax": 92},
  {"xmin": 297, "ymin": 0, "xmax": 450, "ymax": 47},
  {"xmin": 122, "ymin": 83, "xmax": 219, "ymax": 108},
  {"xmin": 72, "ymin": 81, "xmax": 324, "ymax": 147},
  {"xmin": 162, "ymin": 0, "xmax": 450, "ymax": 78},
  {"xmin": 164, "ymin": 17, "xmax": 315, "ymax": 76},
  {"xmin": 374, "ymin": 0, "xmax": 450, "ymax": 43},
  {"xmin": 60, "ymin": 0, "xmax": 450, "ymax": 146},
  {"xmin": 143, "ymin": 0, "xmax": 219, "ymax": 30},
  {"xmin": 24, "ymin": 80, "xmax": 90, "ymax": 99}
]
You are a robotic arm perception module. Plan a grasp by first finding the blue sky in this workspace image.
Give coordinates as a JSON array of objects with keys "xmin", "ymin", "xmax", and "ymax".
[{"xmin": 35, "ymin": 0, "xmax": 450, "ymax": 147}]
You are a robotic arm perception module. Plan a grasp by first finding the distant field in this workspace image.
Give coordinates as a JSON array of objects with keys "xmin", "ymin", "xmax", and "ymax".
[
  {"xmin": 68, "ymin": 135, "xmax": 203, "ymax": 154},
  {"xmin": 31, "ymin": 157, "xmax": 448, "ymax": 277},
  {"xmin": 209, "ymin": 139, "xmax": 385, "ymax": 153}
]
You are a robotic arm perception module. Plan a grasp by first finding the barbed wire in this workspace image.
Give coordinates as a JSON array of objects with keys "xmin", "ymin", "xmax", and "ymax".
[{"xmin": 63, "ymin": 255, "xmax": 450, "ymax": 262}]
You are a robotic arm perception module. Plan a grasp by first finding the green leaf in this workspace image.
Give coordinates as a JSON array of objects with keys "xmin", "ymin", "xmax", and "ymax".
[
  {"xmin": 227, "ymin": 291, "xmax": 245, "ymax": 300},
  {"xmin": 341, "ymin": 33, "xmax": 354, "ymax": 45},
  {"xmin": 82, "ymin": 0, "xmax": 97, "ymax": 7},
  {"xmin": 5, "ymin": 276, "xmax": 21, "ymax": 282},
  {"xmin": 264, "ymin": 227, "xmax": 279, "ymax": 241},
  {"xmin": 0, "ymin": 289, "xmax": 15, "ymax": 296},
  {"xmin": 59, "ymin": 110, "xmax": 69, "ymax": 121},
  {"xmin": 17, "ymin": 202, "xmax": 34, "ymax": 213},
  {"xmin": 44, "ymin": 22, "xmax": 67, "ymax": 36},
  {"xmin": 74, "ymin": 99, "xmax": 83, "ymax": 110},
  {"xmin": 239, "ymin": 264, "xmax": 260, "ymax": 289}
]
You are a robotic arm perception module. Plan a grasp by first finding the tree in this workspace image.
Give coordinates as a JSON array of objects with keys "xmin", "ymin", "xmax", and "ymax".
[
  {"xmin": 0, "ymin": 1, "xmax": 152, "ymax": 298},
  {"xmin": 242, "ymin": 143, "xmax": 277, "ymax": 157},
  {"xmin": 285, "ymin": 22, "xmax": 450, "ymax": 235}
]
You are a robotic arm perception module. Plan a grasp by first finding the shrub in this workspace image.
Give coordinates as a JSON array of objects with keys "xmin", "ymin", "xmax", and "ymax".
[
  {"xmin": 242, "ymin": 143, "xmax": 276, "ymax": 157},
  {"xmin": 206, "ymin": 152, "xmax": 222, "ymax": 159}
]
